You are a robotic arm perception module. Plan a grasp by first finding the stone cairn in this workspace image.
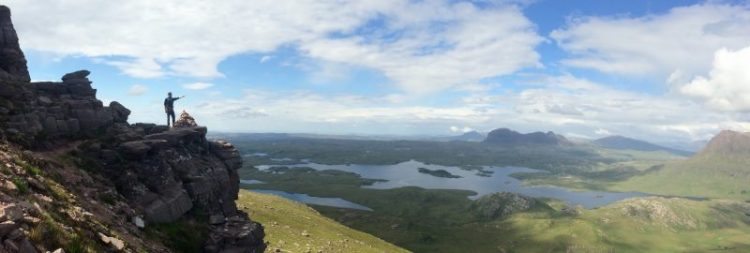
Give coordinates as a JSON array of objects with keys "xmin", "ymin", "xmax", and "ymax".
[{"xmin": 173, "ymin": 110, "xmax": 198, "ymax": 128}]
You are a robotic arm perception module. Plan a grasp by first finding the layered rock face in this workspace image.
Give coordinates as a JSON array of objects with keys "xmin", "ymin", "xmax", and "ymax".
[
  {"xmin": 0, "ymin": 69, "xmax": 129, "ymax": 148},
  {"xmin": 79, "ymin": 124, "xmax": 265, "ymax": 252},
  {"xmin": 0, "ymin": 5, "xmax": 265, "ymax": 252},
  {"xmin": 0, "ymin": 6, "xmax": 29, "ymax": 82}
]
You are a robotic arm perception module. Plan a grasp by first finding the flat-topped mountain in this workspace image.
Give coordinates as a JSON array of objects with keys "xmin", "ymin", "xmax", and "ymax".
[
  {"xmin": 594, "ymin": 135, "xmax": 692, "ymax": 156},
  {"xmin": 483, "ymin": 128, "xmax": 572, "ymax": 146}
]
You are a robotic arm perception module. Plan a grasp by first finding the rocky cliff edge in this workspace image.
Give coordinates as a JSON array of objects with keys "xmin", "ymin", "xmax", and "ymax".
[{"xmin": 0, "ymin": 5, "xmax": 265, "ymax": 253}]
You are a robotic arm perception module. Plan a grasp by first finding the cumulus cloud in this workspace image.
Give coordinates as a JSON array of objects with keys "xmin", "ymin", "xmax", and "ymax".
[
  {"xmin": 7, "ymin": 0, "xmax": 541, "ymax": 93},
  {"xmin": 679, "ymin": 46, "xmax": 750, "ymax": 112},
  {"xmin": 259, "ymin": 56, "xmax": 273, "ymax": 63},
  {"xmin": 128, "ymin": 84, "xmax": 148, "ymax": 96},
  {"xmin": 450, "ymin": 126, "xmax": 474, "ymax": 133},
  {"xmin": 163, "ymin": 73, "xmax": 749, "ymax": 142},
  {"xmin": 551, "ymin": 3, "xmax": 750, "ymax": 77},
  {"xmin": 183, "ymin": 82, "xmax": 214, "ymax": 90}
]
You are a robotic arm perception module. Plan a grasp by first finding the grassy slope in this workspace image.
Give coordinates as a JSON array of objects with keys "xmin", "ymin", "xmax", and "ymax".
[
  {"xmin": 613, "ymin": 156, "xmax": 750, "ymax": 200},
  {"xmin": 500, "ymin": 197, "xmax": 750, "ymax": 253},
  {"xmin": 517, "ymin": 148, "xmax": 684, "ymax": 191},
  {"xmin": 237, "ymin": 190, "xmax": 410, "ymax": 253}
]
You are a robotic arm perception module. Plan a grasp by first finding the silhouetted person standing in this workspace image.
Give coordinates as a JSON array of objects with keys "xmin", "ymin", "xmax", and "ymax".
[{"xmin": 164, "ymin": 92, "xmax": 184, "ymax": 127}]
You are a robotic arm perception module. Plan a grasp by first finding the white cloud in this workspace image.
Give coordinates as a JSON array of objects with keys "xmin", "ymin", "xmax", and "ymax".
[
  {"xmin": 183, "ymin": 82, "xmax": 214, "ymax": 90},
  {"xmin": 128, "ymin": 84, "xmax": 148, "ymax": 96},
  {"xmin": 679, "ymin": 46, "xmax": 750, "ymax": 112},
  {"xmin": 166, "ymin": 73, "xmax": 749, "ymax": 142},
  {"xmin": 551, "ymin": 3, "xmax": 750, "ymax": 78},
  {"xmin": 104, "ymin": 58, "xmax": 165, "ymax": 78},
  {"xmin": 260, "ymin": 56, "xmax": 273, "ymax": 63},
  {"xmin": 450, "ymin": 126, "xmax": 474, "ymax": 133},
  {"xmin": 7, "ymin": 0, "xmax": 540, "ymax": 93},
  {"xmin": 595, "ymin": 128, "xmax": 611, "ymax": 136}
]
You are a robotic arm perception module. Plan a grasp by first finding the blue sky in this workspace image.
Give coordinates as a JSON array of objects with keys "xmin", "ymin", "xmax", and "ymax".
[{"xmin": 6, "ymin": 0, "xmax": 750, "ymax": 143}]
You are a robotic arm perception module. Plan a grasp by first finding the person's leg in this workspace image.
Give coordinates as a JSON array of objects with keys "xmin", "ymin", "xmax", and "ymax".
[
  {"xmin": 167, "ymin": 111, "xmax": 173, "ymax": 127},
  {"xmin": 169, "ymin": 111, "xmax": 176, "ymax": 126}
]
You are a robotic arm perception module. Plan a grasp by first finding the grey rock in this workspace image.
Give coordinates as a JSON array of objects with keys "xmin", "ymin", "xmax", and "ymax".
[
  {"xmin": 37, "ymin": 96, "xmax": 52, "ymax": 105},
  {"xmin": 0, "ymin": 5, "xmax": 30, "ymax": 82},
  {"xmin": 18, "ymin": 238, "xmax": 37, "ymax": 253},
  {"xmin": 132, "ymin": 216, "xmax": 145, "ymax": 229},
  {"xmin": 61, "ymin": 70, "xmax": 90, "ymax": 82},
  {"xmin": 109, "ymin": 101, "xmax": 130, "ymax": 123},
  {"xmin": 119, "ymin": 141, "xmax": 152, "ymax": 157},
  {"xmin": 143, "ymin": 186, "xmax": 193, "ymax": 223},
  {"xmin": 209, "ymin": 214, "xmax": 226, "ymax": 225},
  {"xmin": 145, "ymin": 127, "xmax": 205, "ymax": 146},
  {"xmin": 43, "ymin": 116, "xmax": 58, "ymax": 134},
  {"xmin": 0, "ymin": 204, "xmax": 23, "ymax": 222},
  {"xmin": 0, "ymin": 221, "xmax": 19, "ymax": 237}
]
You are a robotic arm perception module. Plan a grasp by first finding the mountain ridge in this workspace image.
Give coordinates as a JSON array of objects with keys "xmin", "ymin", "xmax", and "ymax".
[
  {"xmin": 483, "ymin": 128, "xmax": 572, "ymax": 146},
  {"xmin": 594, "ymin": 135, "xmax": 692, "ymax": 156}
]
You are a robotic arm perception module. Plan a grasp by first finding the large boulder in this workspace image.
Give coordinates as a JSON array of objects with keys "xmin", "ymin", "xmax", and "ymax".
[
  {"xmin": 142, "ymin": 185, "xmax": 194, "ymax": 223},
  {"xmin": 109, "ymin": 101, "xmax": 131, "ymax": 123}
]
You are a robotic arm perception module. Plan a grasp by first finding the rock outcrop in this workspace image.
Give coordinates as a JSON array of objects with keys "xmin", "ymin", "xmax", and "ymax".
[
  {"xmin": 0, "ymin": 6, "xmax": 29, "ymax": 82},
  {"xmin": 471, "ymin": 192, "xmax": 549, "ymax": 220},
  {"xmin": 483, "ymin": 128, "xmax": 572, "ymax": 146},
  {"xmin": 0, "ymin": 5, "xmax": 265, "ymax": 253},
  {"xmin": 0, "ymin": 69, "xmax": 127, "ymax": 148},
  {"xmin": 78, "ymin": 124, "xmax": 265, "ymax": 252}
]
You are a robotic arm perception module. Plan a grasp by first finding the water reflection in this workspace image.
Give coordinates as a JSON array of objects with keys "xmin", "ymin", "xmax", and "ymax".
[{"xmin": 255, "ymin": 160, "xmax": 648, "ymax": 208}]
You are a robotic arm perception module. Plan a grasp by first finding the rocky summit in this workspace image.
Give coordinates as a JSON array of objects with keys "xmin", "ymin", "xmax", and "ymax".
[
  {"xmin": 483, "ymin": 128, "xmax": 572, "ymax": 146},
  {"xmin": 0, "ymin": 5, "xmax": 265, "ymax": 253}
]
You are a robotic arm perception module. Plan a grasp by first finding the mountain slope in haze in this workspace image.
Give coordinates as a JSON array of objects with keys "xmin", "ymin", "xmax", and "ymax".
[
  {"xmin": 697, "ymin": 130, "xmax": 750, "ymax": 158},
  {"xmin": 450, "ymin": 131, "xmax": 484, "ymax": 142},
  {"xmin": 613, "ymin": 130, "xmax": 750, "ymax": 199},
  {"xmin": 483, "ymin": 128, "xmax": 572, "ymax": 146},
  {"xmin": 594, "ymin": 135, "xmax": 692, "ymax": 156}
]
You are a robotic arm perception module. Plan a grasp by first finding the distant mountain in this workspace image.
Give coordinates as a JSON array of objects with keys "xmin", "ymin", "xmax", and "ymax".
[
  {"xmin": 657, "ymin": 140, "xmax": 708, "ymax": 153},
  {"xmin": 697, "ymin": 130, "xmax": 750, "ymax": 157},
  {"xmin": 594, "ymin": 135, "xmax": 692, "ymax": 156},
  {"xmin": 483, "ymin": 128, "xmax": 572, "ymax": 146},
  {"xmin": 440, "ymin": 131, "xmax": 485, "ymax": 142},
  {"xmin": 613, "ymin": 130, "xmax": 750, "ymax": 199}
]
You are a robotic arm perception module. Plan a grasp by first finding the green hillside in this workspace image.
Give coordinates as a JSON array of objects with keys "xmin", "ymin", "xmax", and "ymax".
[
  {"xmin": 236, "ymin": 190, "xmax": 410, "ymax": 253},
  {"xmin": 613, "ymin": 131, "xmax": 750, "ymax": 200},
  {"xmin": 613, "ymin": 156, "xmax": 750, "ymax": 200},
  {"xmin": 499, "ymin": 197, "xmax": 750, "ymax": 252}
]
